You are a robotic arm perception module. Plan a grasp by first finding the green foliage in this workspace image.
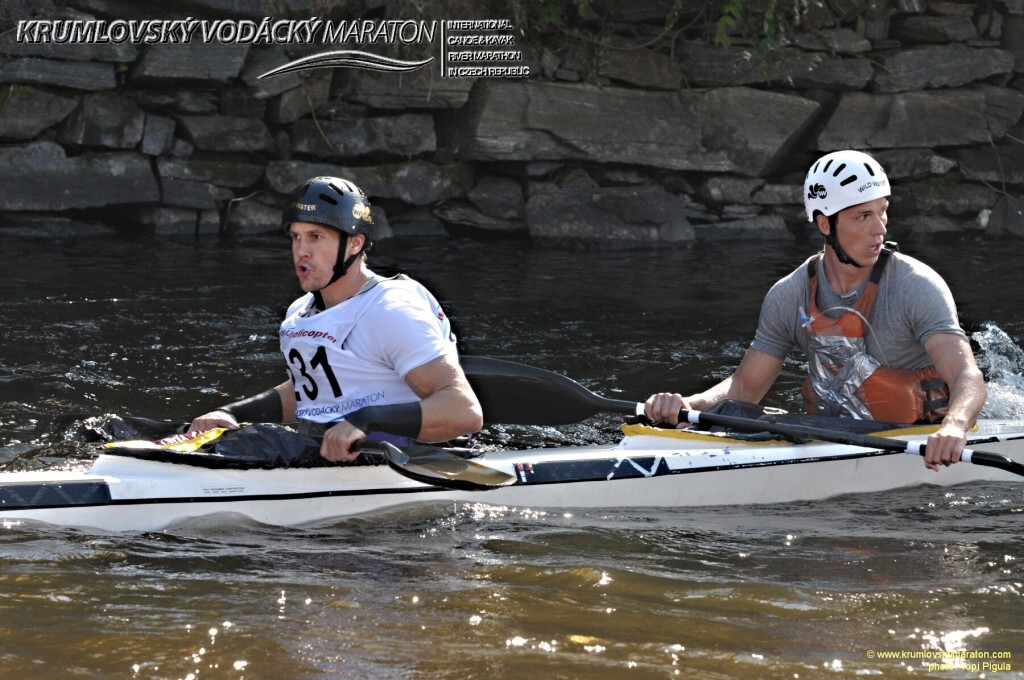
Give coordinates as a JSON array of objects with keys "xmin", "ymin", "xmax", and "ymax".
[
  {"xmin": 715, "ymin": 0, "xmax": 745, "ymax": 47},
  {"xmin": 0, "ymin": 84, "xmax": 35, "ymax": 114},
  {"xmin": 910, "ymin": 174, "xmax": 956, "ymax": 201},
  {"xmin": 711, "ymin": 0, "xmax": 802, "ymax": 51},
  {"xmin": 512, "ymin": 0, "xmax": 804, "ymax": 52},
  {"xmin": 518, "ymin": 0, "xmax": 595, "ymax": 33},
  {"xmin": 534, "ymin": 1, "xmax": 568, "ymax": 31}
]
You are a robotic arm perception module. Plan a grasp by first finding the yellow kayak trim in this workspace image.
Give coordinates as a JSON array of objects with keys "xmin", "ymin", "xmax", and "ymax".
[
  {"xmin": 871, "ymin": 423, "xmax": 978, "ymax": 437},
  {"xmin": 621, "ymin": 421, "xmax": 976, "ymax": 443},
  {"xmin": 103, "ymin": 427, "xmax": 228, "ymax": 452},
  {"xmin": 620, "ymin": 423, "xmax": 791, "ymax": 445}
]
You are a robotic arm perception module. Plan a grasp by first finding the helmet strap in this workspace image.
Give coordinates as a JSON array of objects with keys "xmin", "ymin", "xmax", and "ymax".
[
  {"xmin": 332, "ymin": 250, "xmax": 364, "ymax": 280},
  {"xmin": 311, "ymin": 235, "xmax": 367, "ymax": 311},
  {"xmin": 824, "ymin": 214, "xmax": 866, "ymax": 269}
]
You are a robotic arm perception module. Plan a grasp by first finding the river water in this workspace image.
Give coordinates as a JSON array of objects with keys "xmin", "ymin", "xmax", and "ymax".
[{"xmin": 1, "ymin": 231, "xmax": 1023, "ymax": 679}]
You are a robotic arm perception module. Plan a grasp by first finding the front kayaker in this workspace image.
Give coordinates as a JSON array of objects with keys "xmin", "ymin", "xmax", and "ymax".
[
  {"xmin": 645, "ymin": 150, "xmax": 986, "ymax": 471},
  {"xmin": 188, "ymin": 176, "xmax": 483, "ymax": 462}
]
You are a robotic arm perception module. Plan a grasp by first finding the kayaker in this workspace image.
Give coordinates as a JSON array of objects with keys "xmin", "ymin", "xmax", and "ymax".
[
  {"xmin": 188, "ymin": 176, "xmax": 483, "ymax": 462},
  {"xmin": 645, "ymin": 149, "xmax": 986, "ymax": 471}
]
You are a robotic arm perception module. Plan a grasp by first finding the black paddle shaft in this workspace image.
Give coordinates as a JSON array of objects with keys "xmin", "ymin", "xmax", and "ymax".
[{"xmin": 684, "ymin": 410, "xmax": 1024, "ymax": 476}]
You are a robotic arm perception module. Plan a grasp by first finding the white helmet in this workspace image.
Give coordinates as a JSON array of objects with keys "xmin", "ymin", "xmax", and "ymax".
[{"xmin": 804, "ymin": 150, "xmax": 890, "ymax": 222}]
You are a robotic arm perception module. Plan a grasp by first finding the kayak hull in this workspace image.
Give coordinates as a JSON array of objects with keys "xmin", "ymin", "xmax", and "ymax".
[
  {"xmin": 0, "ymin": 459, "xmax": 443, "ymax": 532},
  {"xmin": 2, "ymin": 421, "xmax": 1023, "ymax": 532}
]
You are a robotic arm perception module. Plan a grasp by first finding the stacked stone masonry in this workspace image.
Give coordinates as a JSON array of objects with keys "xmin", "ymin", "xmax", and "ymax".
[{"xmin": 0, "ymin": 0, "xmax": 1022, "ymax": 243}]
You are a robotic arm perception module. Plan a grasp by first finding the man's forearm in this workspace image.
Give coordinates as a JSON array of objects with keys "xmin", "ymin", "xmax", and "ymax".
[
  {"xmin": 416, "ymin": 384, "xmax": 483, "ymax": 441},
  {"xmin": 942, "ymin": 365, "xmax": 986, "ymax": 431},
  {"xmin": 219, "ymin": 388, "xmax": 283, "ymax": 423}
]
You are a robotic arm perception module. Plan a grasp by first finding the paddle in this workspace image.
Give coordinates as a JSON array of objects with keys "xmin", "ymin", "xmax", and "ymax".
[
  {"xmin": 459, "ymin": 356, "xmax": 1024, "ymax": 479},
  {"xmin": 366, "ymin": 441, "xmax": 516, "ymax": 490},
  {"xmin": 101, "ymin": 428, "xmax": 517, "ymax": 488},
  {"xmin": 676, "ymin": 409, "xmax": 1024, "ymax": 477},
  {"xmin": 99, "ymin": 357, "xmax": 1024, "ymax": 483},
  {"xmin": 461, "ymin": 356, "xmax": 639, "ymax": 424}
]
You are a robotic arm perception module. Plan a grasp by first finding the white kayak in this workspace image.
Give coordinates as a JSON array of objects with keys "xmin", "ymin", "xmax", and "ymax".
[{"xmin": 2, "ymin": 419, "xmax": 1023, "ymax": 532}]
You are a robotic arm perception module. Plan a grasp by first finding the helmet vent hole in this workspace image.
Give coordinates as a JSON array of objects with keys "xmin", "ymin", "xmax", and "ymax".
[
  {"xmin": 822, "ymin": 160, "xmax": 833, "ymax": 173},
  {"xmin": 832, "ymin": 163, "xmax": 846, "ymax": 177},
  {"xmin": 839, "ymin": 175, "xmax": 857, "ymax": 187},
  {"xmin": 318, "ymin": 193, "xmax": 339, "ymax": 205},
  {"xmin": 864, "ymin": 163, "xmax": 876, "ymax": 177}
]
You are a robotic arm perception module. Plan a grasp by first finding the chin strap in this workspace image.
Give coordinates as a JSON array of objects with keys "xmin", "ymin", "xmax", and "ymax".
[
  {"xmin": 332, "ymin": 250, "xmax": 364, "ymax": 281},
  {"xmin": 824, "ymin": 214, "xmax": 866, "ymax": 269},
  {"xmin": 312, "ymin": 236, "xmax": 368, "ymax": 311},
  {"xmin": 311, "ymin": 290, "xmax": 327, "ymax": 311}
]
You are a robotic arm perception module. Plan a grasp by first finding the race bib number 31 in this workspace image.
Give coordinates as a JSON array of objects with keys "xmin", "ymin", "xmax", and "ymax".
[{"xmin": 287, "ymin": 346, "xmax": 342, "ymax": 401}]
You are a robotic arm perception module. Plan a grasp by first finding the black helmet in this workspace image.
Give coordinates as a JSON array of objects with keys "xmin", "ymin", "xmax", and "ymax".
[{"xmin": 282, "ymin": 176, "xmax": 374, "ymax": 239}]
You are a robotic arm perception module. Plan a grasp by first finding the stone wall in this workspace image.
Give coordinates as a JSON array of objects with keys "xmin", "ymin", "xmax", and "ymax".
[{"xmin": 1, "ymin": 0, "xmax": 1022, "ymax": 243}]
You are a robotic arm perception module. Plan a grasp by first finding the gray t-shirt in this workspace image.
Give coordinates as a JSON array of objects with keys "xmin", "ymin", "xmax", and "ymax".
[{"xmin": 751, "ymin": 251, "xmax": 964, "ymax": 370}]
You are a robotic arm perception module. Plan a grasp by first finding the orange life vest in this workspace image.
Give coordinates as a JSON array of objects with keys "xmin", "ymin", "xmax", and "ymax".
[{"xmin": 801, "ymin": 248, "xmax": 950, "ymax": 424}]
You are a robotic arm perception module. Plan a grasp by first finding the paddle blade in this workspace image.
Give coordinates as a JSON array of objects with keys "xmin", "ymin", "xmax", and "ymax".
[
  {"xmin": 372, "ymin": 442, "xmax": 516, "ymax": 490},
  {"xmin": 461, "ymin": 356, "xmax": 636, "ymax": 425}
]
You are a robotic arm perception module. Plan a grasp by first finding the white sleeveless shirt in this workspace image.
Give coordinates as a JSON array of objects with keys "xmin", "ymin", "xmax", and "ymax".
[{"xmin": 279, "ymin": 275, "xmax": 457, "ymax": 424}]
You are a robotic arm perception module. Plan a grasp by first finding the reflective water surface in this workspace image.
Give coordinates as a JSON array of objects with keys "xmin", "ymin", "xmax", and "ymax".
[{"xmin": 1, "ymin": 232, "xmax": 1023, "ymax": 678}]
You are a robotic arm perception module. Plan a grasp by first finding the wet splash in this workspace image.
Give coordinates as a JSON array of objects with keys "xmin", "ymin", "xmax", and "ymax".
[
  {"xmin": 0, "ymin": 414, "xmax": 175, "ymax": 472},
  {"xmin": 973, "ymin": 323, "xmax": 1024, "ymax": 419}
]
